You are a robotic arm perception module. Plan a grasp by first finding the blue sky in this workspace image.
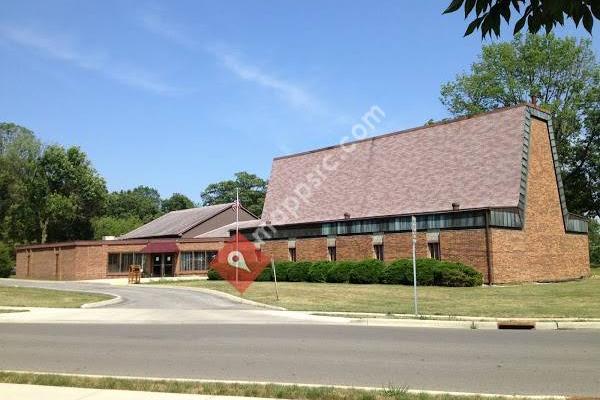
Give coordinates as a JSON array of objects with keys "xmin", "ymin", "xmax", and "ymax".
[{"xmin": 1, "ymin": 1, "xmax": 598, "ymax": 202}]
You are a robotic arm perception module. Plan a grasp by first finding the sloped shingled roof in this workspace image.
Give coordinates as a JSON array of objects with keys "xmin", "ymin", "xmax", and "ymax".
[
  {"xmin": 120, "ymin": 203, "xmax": 234, "ymax": 239},
  {"xmin": 195, "ymin": 219, "xmax": 265, "ymax": 238},
  {"xmin": 262, "ymin": 105, "xmax": 529, "ymax": 226}
]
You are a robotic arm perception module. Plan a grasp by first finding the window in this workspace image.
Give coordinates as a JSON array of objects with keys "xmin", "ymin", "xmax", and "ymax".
[
  {"xmin": 428, "ymin": 242, "xmax": 441, "ymax": 260},
  {"xmin": 328, "ymin": 246, "xmax": 336, "ymax": 262},
  {"xmin": 107, "ymin": 253, "xmax": 145, "ymax": 274},
  {"xmin": 373, "ymin": 244, "xmax": 384, "ymax": 261},
  {"xmin": 289, "ymin": 248, "xmax": 296, "ymax": 262},
  {"xmin": 180, "ymin": 251, "xmax": 218, "ymax": 271}
]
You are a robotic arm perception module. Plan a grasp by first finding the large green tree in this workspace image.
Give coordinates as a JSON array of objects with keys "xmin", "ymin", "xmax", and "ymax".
[
  {"xmin": 1, "ymin": 124, "xmax": 107, "ymax": 244},
  {"xmin": 0, "ymin": 123, "xmax": 44, "ymax": 246},
  {"xmin": 162, "ymin": 193, "xmax": 195, "ymax": 213},
  {"xmin": 36, "ymin": 145, "xmax": 107, "ymax": 243},
  {"xmin": 91, "ymin": 215, "xmax": 143, "ymax": 239},
  {"xmin": 444, "ymin": 0, "xmax": 600, "ymax": 38},
  {"xmin": 440, "ymin": 33, "xmax": 600, "ymax": 217},
  {"xmin": 106, "ymin": 186, "xmax": 162, "ymax": 223},
  {"xmin": 201, "ymin": 172, "xmax": 267, "ymax": 217}
]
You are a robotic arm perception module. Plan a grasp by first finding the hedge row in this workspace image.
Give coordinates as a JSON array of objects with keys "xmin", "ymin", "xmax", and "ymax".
[{"xmin": 208, "ymin": 258, "xmax": 483, "ymax": 287}]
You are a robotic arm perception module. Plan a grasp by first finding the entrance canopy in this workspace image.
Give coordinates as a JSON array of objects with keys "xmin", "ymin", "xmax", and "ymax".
[{"xmin": 140, "ymin": 241, "xmax": 179, "ymax": 254}]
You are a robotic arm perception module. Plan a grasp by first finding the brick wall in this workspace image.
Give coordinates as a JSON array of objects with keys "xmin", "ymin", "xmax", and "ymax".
[
  {"xmin": 296, "ymin": 237, "xmax": 328, "ymax": 261},
  {"xmin": 440, "ymin": 229, "xmax": 489, "ymax": 281},
  {"xmin": 384, "ymin": 232, "xmax": 428, "ymax": 261},
  {"xmin": 336, "ymin": 235, "xmax": 373, "ymax": 260},
  {"xmin": 491, "ymin": 118, "xmax": 590, "ymax": 283},
  {"xmin": 262, "ymin": 240, "xmax": 289, "ymax": 261},
  {"xmin": 15, "ymin": 240, "xmax": 228, "ymax": 280}
]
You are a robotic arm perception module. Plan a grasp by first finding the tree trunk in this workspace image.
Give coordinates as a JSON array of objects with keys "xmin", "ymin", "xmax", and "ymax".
[{"xmin": 40, "ymin": 219, "xmax": 48, "ymax": 244}]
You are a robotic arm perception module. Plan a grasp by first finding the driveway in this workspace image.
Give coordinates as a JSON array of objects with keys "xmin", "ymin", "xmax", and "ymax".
[{"xmin": 0, "ymin": 278, "xmax": 254, "ymax": 310}]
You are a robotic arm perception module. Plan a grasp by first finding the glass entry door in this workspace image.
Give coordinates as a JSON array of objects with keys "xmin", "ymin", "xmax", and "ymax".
[{"xmin": 151, "ymin": 253, "xmax": 175, "ymax": 277}]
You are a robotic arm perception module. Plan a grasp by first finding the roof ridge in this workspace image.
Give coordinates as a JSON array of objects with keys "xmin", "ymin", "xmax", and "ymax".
[{"xmin": 273, "ymin": 103, "xmax": 530, "ymax": 161}]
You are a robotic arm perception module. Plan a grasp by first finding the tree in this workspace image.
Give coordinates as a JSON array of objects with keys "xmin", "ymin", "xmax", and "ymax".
[
  {"xmin": 162, "ymin": 193, "xmax": 195, "ymax": 213},
  {"xmin": 444, "ymin": 0, "xmax": 600, "ymax": 38},
  {"xmin": 0, "ymin": 242, "xmax": 12, "ymax": 278},
  {"xmin": 106, "ymin": 186, "xmax": 162, "ymax": 223},
  {"xmin": 92, "ymin": 216, "xmax": 143, "ymax": 240},
  {"xmin": 35, "ymin": 145, "xmax": 108, "ymax": 243},
  {"xmin": 589, "ymin": 219, "xmax": 600, "ymax": 266},
  {"xmin": 201, "ymin": 172, "xmax": 267, "ymax": 217},
  {"xmin": 440, "ymin": 33, "xmax": 600, "ymax": 217},
  {"xmin": 0, "ymin": 124, "xmax": 44, "ymax": 247}
]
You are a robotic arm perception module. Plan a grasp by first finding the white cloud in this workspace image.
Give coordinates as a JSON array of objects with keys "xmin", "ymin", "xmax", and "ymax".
[
  {"xmin": 139, "ymin": 10, "xmax": 321, "ymax": 111},
  {"xmin": 0, "ymin": 24, "xmax": 179, "ymax": 95},
  {"xmin": 210, "ymin": 47, "xmax": 319, "ymax": 110}
]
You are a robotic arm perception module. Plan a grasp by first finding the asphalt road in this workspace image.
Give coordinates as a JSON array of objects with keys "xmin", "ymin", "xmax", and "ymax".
[
  {"xmin": 0, "ymin": 279, "xmax": 254, "ymax": 309},
  {"xmin": 0, "ymin": 323, "xmax": 598, "ymax": 396}
]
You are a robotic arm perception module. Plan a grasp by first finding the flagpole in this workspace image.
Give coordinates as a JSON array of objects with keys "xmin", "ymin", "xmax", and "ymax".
[{"xmin": 235, "ymin": 188, "xmax": 239, "ymax": 286}]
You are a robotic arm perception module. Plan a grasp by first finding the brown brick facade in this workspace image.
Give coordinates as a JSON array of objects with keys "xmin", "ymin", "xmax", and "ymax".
[
  {"xmin": 440, "ymin": 229, "xmax": 489, "ymax": 281},
  {"xmin": 490, "ymin": 118, "xmax": 590, "ymax": 283},
  {"xmin": 16, "ymin": 240, "xmax": 224, "ymax": 280}
]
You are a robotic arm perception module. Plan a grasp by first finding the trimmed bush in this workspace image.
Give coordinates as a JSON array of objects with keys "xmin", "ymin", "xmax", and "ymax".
[
  {"xmin": 433, "ymin": 262, "xmax": 483, "ymax": 287},
  {"xmin": 379, "ymin": 259, "xmax": 412, "ymax": 284},
  {"xmin": 255, "ymin": 267, "xmax": 273, "ymax": 282},
  {"xmin": 272, "ymin": 261, "xmax": 294, "ymax": 282},
  {"xmin": 207, "ymin": 268, "xmax": 223, "ymax": 280},
  {"xmin": 349, "ymin": 259, "xmax": 384, "ymax": 284},
  {"xmin": 308, "ymin": 261, "xmax": 331, "ymax": 283},
  {"xmin": 326, "ymin": 261, "xmax": 354, "ymax": 283},
  {"xmin": 287, "ymin": 261, "xmax": 312, "ymax": 282}
]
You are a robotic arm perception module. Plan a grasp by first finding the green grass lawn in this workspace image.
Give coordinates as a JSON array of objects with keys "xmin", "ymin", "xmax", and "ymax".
[
  {"xmin": 0, "ymin": 371, "xmax": 495, "ymax": 400},
  {"xmin": 157, "ymin": 269, "xmax": 600, "ymax": 318},
  {"xmin": 0, "ymin": 287, "xmax": 112, "ymax": 308}
]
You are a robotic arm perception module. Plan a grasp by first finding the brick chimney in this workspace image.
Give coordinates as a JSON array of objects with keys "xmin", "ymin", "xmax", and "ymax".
[{"xmin": 452, "ymin": 202, "xmax": 460, "ymax": 211}]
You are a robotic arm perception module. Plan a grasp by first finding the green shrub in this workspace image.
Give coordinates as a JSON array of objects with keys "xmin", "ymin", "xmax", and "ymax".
[
  {"xmin": 272, "ymin": 261, "xmax": 294, "ymax": 281},
  {"xmin": 380, "ymin": 259, "xmax": 412, "ymax": 284},
  {"xmin": 308, "ymin": 261, "xmax": 332, "ymax": 283},
  {"xmin": 207, "ymin": 268, "xmax": 223, "ymax": 280},
  {"xmin": 0, "ymin": 243, "xmax": 12, "ymax": 278},
  {"xmin": 326, "ymin": 261, "xmax": 354, "ymax": 283},
  {"xmin": 349, "ymin": 259, "xmax": 384, "ymax": 284},
  {"xmin": 433, "ymin": 261, "xmax": 483, "ymax": 287},
  {"xmin": 255, "ymin": 267, "xmax": 273, "ymax": 282},
  {"xmin": 287, "ymin": 261, "xmax": 312, "ymax": 282}
]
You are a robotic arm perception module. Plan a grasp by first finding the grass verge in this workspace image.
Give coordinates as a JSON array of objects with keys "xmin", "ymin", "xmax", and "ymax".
[
  {"xmin": 0, "ymin": 371, "xmax": 509, "ymax": 399},
  {"xmin": 153, "ymin": 269, "xmax": 600, "ymax": 318},
  {"xmin": 0, "ymin": 287, "xmax": 112, "ymax": 308}
]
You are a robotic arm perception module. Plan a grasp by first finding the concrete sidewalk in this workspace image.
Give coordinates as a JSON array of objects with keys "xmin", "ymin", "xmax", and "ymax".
[
  {"xmin": 1, "ymin": 306, "xmax": 600, "ymax": 329},
  {"xmin": 1, "ymin": 383, "xmax": 278, "ymax": 400}
]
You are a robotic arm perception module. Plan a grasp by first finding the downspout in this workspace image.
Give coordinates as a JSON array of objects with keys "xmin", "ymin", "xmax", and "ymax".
[{"xmin": 484, "ymin": 210, "xmax": 494, "ymax": 285}]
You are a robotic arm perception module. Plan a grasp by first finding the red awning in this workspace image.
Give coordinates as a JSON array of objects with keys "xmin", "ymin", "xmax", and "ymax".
[{"xmin": 140, "ymin": 242, "xmax": 179, "ymax": 254}]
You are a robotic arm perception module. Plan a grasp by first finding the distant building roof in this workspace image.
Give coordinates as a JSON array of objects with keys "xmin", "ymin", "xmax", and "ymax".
[
  {"xmin": 120, "ymin": 203, "xmax": 235, "ymax": 239},
  {"xmin": 195, "ymin": 219, "xmax": 265, "ymax": 238},
  {"xmin": 262, "ymin": 105, "xmax": 531, "ymax": 226}
]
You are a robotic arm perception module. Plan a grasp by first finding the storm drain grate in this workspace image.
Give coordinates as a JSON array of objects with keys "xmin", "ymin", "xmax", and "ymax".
[{"xmin": 497, "ymin": 320, "xmax": 536, "ymax": 330}]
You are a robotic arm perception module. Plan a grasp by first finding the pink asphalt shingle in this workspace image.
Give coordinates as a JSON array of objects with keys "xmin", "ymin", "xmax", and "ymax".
[{"xmin": 262, "ymin": 105, "xmax": 527, "ymax": 226}]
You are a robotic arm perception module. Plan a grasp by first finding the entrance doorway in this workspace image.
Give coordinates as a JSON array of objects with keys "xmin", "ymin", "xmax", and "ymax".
[{"xmin": 151, "ymin": 253, "xmax": 175, "ymax": 277}]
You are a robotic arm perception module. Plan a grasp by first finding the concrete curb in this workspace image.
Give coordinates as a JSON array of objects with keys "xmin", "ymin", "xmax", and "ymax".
[
  {"xmin": 81, "ymin": 293, "xmax": 123, "ymax": 309},
  {"xmin": 307, "ymin": 312, "xmax": 600, "ymax": 329},
  {"xmin": 0, "ymin": 370, "xmax": 567, "ymax": 399},
  {"xmin": 144, "ymin": 284, "xmax": 287, "ymax": 311}
]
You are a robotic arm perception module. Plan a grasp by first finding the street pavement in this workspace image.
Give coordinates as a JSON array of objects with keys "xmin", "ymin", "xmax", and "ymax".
[{"xmin": 0, "ymin": 323, "xmax": 598, "ymax": 396}]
